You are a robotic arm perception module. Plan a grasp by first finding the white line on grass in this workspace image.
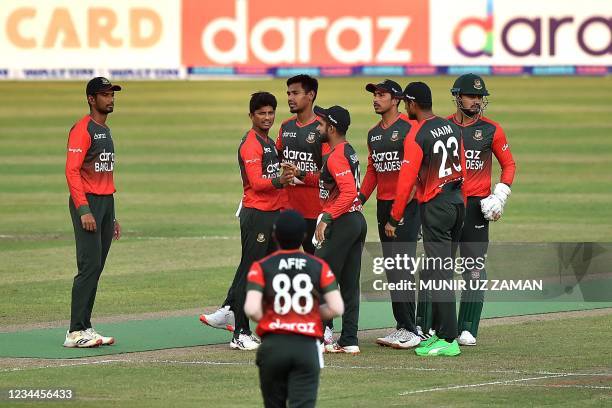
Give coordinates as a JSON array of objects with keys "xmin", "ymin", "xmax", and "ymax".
[
  {"xmin": 398, "ymin": 374, "xmax": 571, "ymax": 396},
  {"xmin": 503, "ymin": 383, "xmax": 612, "ymax": 390}
]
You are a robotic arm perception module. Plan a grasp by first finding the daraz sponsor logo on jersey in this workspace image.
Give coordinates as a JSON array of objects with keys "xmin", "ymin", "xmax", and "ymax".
[
  {"xmin": 465, "ymin": 149, "xmax": 484, "ymax": 170},
  {"xmin": 263, "ymin": 162, "xmax": 280, "ymax": 178},
  {"xmin": 183, "ymin": 0, "xmax": 429, "ymax": 66},
  {"xmin": 96, "ymin": 150, "xmax": 114, "ymax": 172},
  {"xmin": 269, "ymin": 318, "xmax": 316, "ymax": 334},
  {"xmin": 371, "ymin": 150, "xmax": 401, "ymax": 172},
  {"xmin": 282, "ymin": 148, "xmax": 318, "ymax": 171}
]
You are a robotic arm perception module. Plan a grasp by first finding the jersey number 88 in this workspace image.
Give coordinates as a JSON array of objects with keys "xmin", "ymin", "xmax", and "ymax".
[{"xmin": 272, "ymin": 273, "xmax": 314, "ymax": 315}]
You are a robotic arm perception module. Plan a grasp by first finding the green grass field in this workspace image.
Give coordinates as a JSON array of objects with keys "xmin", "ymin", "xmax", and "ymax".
[{"xmin": 1, "ymin": 77, "xmax": 611, "ymax": 406}]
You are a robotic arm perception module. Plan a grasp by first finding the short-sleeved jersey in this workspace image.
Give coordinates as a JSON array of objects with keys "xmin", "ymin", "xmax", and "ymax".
[
  {"xmin": 247, "ymin": 249, "xmax": 338, "ymax": 338},
  {"xmin": 391, "ymin": 116, "xmax": 463, "ymax": 222},
  {"xmin": 448, "ymin": 115, "xmax": 516, "ymax": 198},
  {"xmin": 361, "ymin": 113, "xmax": 413, "ymax": 202},
  {"xmin": 276, "ymin": 116, "xmax": 329, "ymax": 219},
  {"xmin": 238, "ymin": 129, "xmax": 284, "ymax": 211},
  {"xmin": 65, "ymin": 115, "xmax": 116, "ymax": 213},
  {"xmin": 318, "ymin": 141, "xmax": 362, "ymax": 221}
]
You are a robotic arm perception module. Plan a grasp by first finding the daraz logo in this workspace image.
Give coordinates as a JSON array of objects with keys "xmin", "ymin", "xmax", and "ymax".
[
  {"xmin": 453, "ymin": 0, "xmax": 612, "ymax": 58},
  {"xmin": 183, "ymin": 0, "xmax": 429, "ymax": 66}
]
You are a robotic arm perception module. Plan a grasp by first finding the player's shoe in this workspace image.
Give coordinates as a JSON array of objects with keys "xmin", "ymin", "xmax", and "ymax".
[
  {"xmin": 457, "ymin": 330, "xmax": 477, "ymax": 346},
  {"xmin": 63, "ymin": 330, "xmax": 103, "ymax": 348},
  {"xmin": 415, "ymin": 334, "xmax": 439, "ymax": 351},
  {"xmin": 324, "ymin": 326, "xmax": 334, "ymax": 346},
  {"xmin": 415, "ymin": 339, "xmax": 461, "ymax": 357},
  {"xmin": 230, "ymin": 333, "xmax": 259, "ymax": 351},
  {"xmin": 391, "ymin": 329, "xmax": 421, "ymax": 349},
  {"xmin": 325, "ymin": 342, "xmax": 360, "ymax": 354},
  {"xmin": 249, "ymin": 333, "xmax": 261, "ymax": 345},
  {"xmin": 200, "ymin": 306, "xmax": 235, "ymax": 332},
  {"xmin": 376, "ymin": 329, "xmax": 401, "ymax": 347},
  {"xmin": 85, "ymin": 328, "xmax": 115, "ymax": 345}
]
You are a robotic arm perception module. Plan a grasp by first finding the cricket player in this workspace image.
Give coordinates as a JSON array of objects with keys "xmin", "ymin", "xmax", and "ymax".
[
  {"xmin": 287, "ymin": 105, "xmax": 366, "ymax": 354},
  {"xmin": 276, "ymin": 75, "xmax": 329, "ymax": 255},
  {"xmin": 449, "ymin": 73, "xmax": 516, "ymax": 346},
  {"xmin": 64, "ymin": 77, "xmax": 122, "ymax": 348},
  {"xmin": 245, "ymin": 210, "xmax": 344, "ymax": 408},
  {"xmin": 200, "ymin": 92, "xmax": 293, "ymax": 350},
  {"xmin": 360, "ymin": 79, "xmax": 421, "ymax": 349},
  {"xmin": 386, "ymin": 82, "xmax": 464, "ymax": 357}
]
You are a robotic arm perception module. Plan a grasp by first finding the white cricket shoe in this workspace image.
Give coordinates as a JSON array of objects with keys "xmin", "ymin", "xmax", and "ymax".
[
  {"xmin": 324, "ymin": 326, "xmax": 334, "ymax": 346},
  {"xmin": 85, "ymin": 328, "xmax": 115, "ymax": 345},
  {"xmin": 376, "ymin": 329, "xmax": 401, "ymax": 347},
  {"xmin": 200, "ymin": 306, "xmax": 235, "ymax": 332},
  {"xmin": 325, "ymin": 342, "xmax": 360, "ymax": 354},
  {"xmin": 458, "ymin": 330, "xmax": 477, "ymax": 346},
  {"xmin": 230, "ymin": 333, "xmax": 259, "ymax": 351},
  {"xmin": 249, "ymin": 333, "xmax": 261, "ymax": 344},
  {"xmin": 63, "ymin": 330, "xmax": 102, "ymax": 348},
  {"xmin": 391, "ymin": 329, "xmax": 421, "ymax": 349}
]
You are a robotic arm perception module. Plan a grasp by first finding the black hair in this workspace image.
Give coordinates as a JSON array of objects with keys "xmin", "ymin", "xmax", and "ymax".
[
  {"xmin": 274, "ymin": 210, "xmax": 307, "ymax": 250},
  {"xmin": 286, "ymin": 75, "xmax": 318, "ymax": 102},
  {"xmin": 250, "ymin": 92, "xmax": 277, "ymax": 113}
]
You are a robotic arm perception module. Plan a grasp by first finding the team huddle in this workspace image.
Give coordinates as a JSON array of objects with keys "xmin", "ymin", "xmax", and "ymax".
[
  {"xmin": 197, "ymin": 74, "xmax": 515, "ymax": 406},
  {"xmin": 65, "ymin": 73, "xmax": 515, "ymax": 407}
]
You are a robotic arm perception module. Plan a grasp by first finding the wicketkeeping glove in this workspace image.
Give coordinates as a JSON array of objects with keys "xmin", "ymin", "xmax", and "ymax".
[{"xmin": 480, "ymin": 195, "xmax": 503, "ymax": 221}]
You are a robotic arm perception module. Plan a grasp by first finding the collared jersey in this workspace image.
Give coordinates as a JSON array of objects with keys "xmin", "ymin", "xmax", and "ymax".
[
  {"xmin": 391, "ymin": 116, "xmax": 464, "ymax": 222},
  {"xmin": 318, "ymin": 141, "xmax": 362, "ymax": 220},
  {"xmin": 238, "ymin": 129, "xmax": 284, "ymax": 211},
  {"xmin": 65, "ymin": 115, "xmax": 116, "ymax": 212},
  {"xmin": 361, "ymin": 113, "xmax": 414, "ymax": 201},
  {"xmin": 448, "ymin": 115, "xmax": 516, "ymax": 197},
  {"xmin": 247, "ymin": 249, "xmax": 338, "ymax": 338},
  {"xmin": 276, "ymin": 115, "xmax": 330, "ymax": 219}
]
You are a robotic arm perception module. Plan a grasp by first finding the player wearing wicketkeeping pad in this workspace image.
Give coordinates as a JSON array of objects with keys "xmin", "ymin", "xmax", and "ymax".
[
  {"xmin": 386, "ymin": 82, "xmax": 464, "ymax": 357},
  {"xmin": 200, "ymin": 92, "xmax": 294, "ymax": 351},
  {"xmin": 64, "ymin": 77, "xmax": 122, "ymax": 348},
  {"xmin": 245, "ymin": 210, "xmax": 344, "ymax": 408},
  {"xmin": 360, "ymin": 79, "xmax": 422, "ymax": 349},
  {"xmin": 449, "ymin": 73, "xmax": 516, "ymax": 346},
  {"xmin": 276, "ymin": 75, "xmax": 330, "ymax": 254}
]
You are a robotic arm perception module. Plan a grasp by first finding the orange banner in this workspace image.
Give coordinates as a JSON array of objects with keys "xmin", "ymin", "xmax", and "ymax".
[{"xmin": 182, "ymin": 0, "xmax": 429, "ymax": 67}]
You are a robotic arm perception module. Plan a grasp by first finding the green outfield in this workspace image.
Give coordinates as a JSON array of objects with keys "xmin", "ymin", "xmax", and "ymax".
[{"xmin": 1, "ymin": 77, "xmax": 611, "ymax": 406}]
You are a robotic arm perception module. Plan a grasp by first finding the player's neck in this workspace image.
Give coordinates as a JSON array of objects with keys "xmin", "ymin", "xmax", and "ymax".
[
  {"xmin": 416, "ymin": 110, "xmax": 434, "ymax": 122},
  {"xmin": 329, "ymin": 135, "xmax": 346, "ymax": 149},
  {"xmin": 380, "ymin": 109, "xmax": 400, "ymax": 128},
  {"xmin": 89, "ymin": 111, "xmax": 108, "ymax": 127},
  {"xmin": 252, "ymin": 126, "xmax": 269, "ymax": 138},
  {"xmin": 455, "ymin": 110, "xmax": 478, "ymax": 126},
  {"xmin": 296, "ymin": 109, "xmax": 315, "ymax": 125}
]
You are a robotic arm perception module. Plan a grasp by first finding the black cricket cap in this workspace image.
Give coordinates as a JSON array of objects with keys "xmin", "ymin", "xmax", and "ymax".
[
  {"xmin": 274, "ymin": 210, "xmax": 307, "ymax": 249},
  {"xmin": 313, "ymin": 105, "xmax": 351, "ymax": 134},
  {"xmin": 403, "ymin": 81, "xmax": 432, "ymax": 104},
  {"xmin": 86, "ymin": 77, "xmax": 122, "ymax": 96},
  {"xmin": 365, "ymin": 79, "xmax": 403, "ymax": 98}
]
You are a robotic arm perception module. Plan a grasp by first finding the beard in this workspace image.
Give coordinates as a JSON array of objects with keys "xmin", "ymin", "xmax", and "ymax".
[
  {"xmin": 460, "ymin": 106, "xmax": 480, "ymax": 117},
  {"xmin": 408, "ymin": 112, "xmax": 417, "ymax": 120},
  {"xmin": 319, "ymin": 132, "xmax": 329, "ymax": 143}
]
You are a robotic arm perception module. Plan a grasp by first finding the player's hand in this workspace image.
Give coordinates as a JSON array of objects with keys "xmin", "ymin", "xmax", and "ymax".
[
  {"xmin": 113, "ymin": 219, "xmax": 121, "ymax": 240},
  {"xmin": 481, "ymin": 195, "xmax": 503, "ymax": 221},
  {"xmin": 81, "ymin": 213, "xmax": 97, "ymax": 232},
  {"xmin": 384, "ymin": 222, "xmax": 397, "ymax": 238},
  {"xmin": 492, "ymin": 183, "xmax": 511, "ymax": 206},
  {"xmin": 315, "ymin": 220, "xmax": 328, "ymax": 243},
  {"xmin": 279, "ymin": 171, "xmax": 294, "ymax": 185}
]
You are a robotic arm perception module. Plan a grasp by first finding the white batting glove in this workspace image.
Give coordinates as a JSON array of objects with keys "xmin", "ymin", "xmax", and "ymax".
[
  {"xmin": 492, "ymin": 183, "xmax": 511, "ymax": 206},
  {"xmin": 480, "ymin": 195, "xmax": 503, "ymax": 221},
  {"xmin": 312, "ymin": 213, "xmax": 324, "ymax": 249}
]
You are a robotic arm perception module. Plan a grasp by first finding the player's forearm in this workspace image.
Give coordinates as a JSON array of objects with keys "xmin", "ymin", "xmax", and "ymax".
[
  {"xmin": 244, "ymin": 291, "xmax": 263, "ymax": 322},
  {"xmin": 321, "ymin": 290, "xmax": 344, "ymax": 320}
]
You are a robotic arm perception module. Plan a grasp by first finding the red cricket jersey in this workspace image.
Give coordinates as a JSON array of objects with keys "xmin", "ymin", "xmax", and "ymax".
[
  {"xmin": 391, "ymin": 116, "xmax": 464, "ymax": 222},
  {"xmin": 247, "ymin": 249, "xmax": 338, "ymax": 338},
  {"xmin": 360, "ymin": 113, "xmax": 414, "ymax": 202},
  {"xmin": 448, "ymin": 115, "xmax": 516, "ymax": 197},
  {"xmin": 65, "ymin": 115, "xmax": 116, "ymax": 214},
  {"xmin": 238, "ymin": 129, "xmax": 285, "ymax": 211},
  {"xmin": 276, "ymin": 115, "xmax": 330, "ymax": 219}
]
